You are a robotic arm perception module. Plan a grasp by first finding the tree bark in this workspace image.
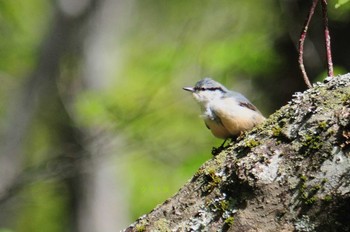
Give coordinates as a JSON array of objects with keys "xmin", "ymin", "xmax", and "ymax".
[{"xmin": 124, "ymin": 74, "xmax": 350, "ymax": 232}]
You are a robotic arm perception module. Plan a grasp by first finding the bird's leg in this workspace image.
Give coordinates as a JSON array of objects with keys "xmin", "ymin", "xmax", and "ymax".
[
  {"xmin": 220, "ymin": 138, "xmax": 229, "ymax": 148},
  {"xmin": 211, "ymin": 135, "xmax": 240, "ymax": 156},
  {"xmin": 211, "ymin": 138, "xmax": 229, "ymax": 156}
]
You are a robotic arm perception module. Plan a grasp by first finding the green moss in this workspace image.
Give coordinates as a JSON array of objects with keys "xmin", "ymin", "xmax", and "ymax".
[
  {"xmin": 211, "ymin": 199, "xmax": 229, "ymax": 212},
  {"xmin": 323, "ymin": 195, "xmax": 332, "ymax": 202},
  {"xmin": 224, "ymin": 216, "xmax": 235, "ymax": 225},
  {"xmin": 300, "ymin": 175, "xmax": 308, "ymax": 182},
  {"xmin": 300, "ymin": 190, "xmax": 317, "ymax": 205},
  {"xmin": 301, "ymin": 134, "xmax": 323, "ymax": 156},
  {"xmin": 245, "ymin": 139, "xmax": 260, "ymax": 148},
  {"xmin": 208, "ymin": 169, "xmax": 221, "ymax": 184},
  {"xmin": 318, "ymin": 121, "xmax": 327, "ymax": 130},
  {"xmin": 310, "ymin": 184, "xmax": 321, "ymax": 191},
  {"xmin": 135, "ymin": 224, "xmax": 146, "ymax": 232},
  {"xmin": 305, "ymin": 134, "xmax": 322, "ymax": 149},
  {"xmin": 197, "ymin": 155, "xmax": 226, "ymax": 193},
  {"xmin": 201, "ymin": 168, "xmax": 222, "ymax": 193},
  {"xmin": 298, "ymin": 176, "xmax": 324, "ymax": 205},
  {"xmin": 272, "ymin": 125, "xmax": 282, "ymax": 137},
  {"xmin": 135, "ymin": 219, "xmax": 147, "ymax": 232},
  {"xmin": 304, "ymin": 196, "xmax": 318, "ymax": 205},
  {"xmin": 219, "ymin": 200, "xmax": 229, "ymax": 211}
]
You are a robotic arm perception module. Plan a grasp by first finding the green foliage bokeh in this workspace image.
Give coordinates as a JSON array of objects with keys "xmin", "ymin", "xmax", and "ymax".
[{"xmin": 2, "ymin": 0, "xmax": 350, "ymax": 230}]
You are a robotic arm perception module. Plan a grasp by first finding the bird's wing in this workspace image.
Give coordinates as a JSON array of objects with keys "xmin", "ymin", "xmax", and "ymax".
[
  {"xmin": 209, "ymin": 96, "xmax": 264, "ymax": 137},
  {"xmin": 226, "ymin": 91, "xmax": 262, "ymax": 114},
  {"xmin": 238, "ymin": 101, "xmax": 259, "ymax": 112}
]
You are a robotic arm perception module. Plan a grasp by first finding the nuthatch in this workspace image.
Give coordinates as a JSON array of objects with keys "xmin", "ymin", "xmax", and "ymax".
[{"xmin": 183, "ymin": 78, "xmax": 265, "ymax": 139}]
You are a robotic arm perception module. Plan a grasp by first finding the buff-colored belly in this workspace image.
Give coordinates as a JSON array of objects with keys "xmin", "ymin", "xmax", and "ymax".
[
  {"xmin": 205, "ymin": 113, "xmax": 265, "ymax": 139},
  {"xmin": 204, "ymin": 119, "xmax": 231, "ymax": 139}
]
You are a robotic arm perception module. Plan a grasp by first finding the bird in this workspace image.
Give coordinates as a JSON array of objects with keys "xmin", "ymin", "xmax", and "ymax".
[{"xmin": 183, "ymin": 78, "xmax": 265, "ymax": 140}]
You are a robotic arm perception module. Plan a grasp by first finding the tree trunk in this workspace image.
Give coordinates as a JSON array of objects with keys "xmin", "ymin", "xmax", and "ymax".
[{"xmin": 124, "ymin": 74, "xmax": 350, "ymax": 232}]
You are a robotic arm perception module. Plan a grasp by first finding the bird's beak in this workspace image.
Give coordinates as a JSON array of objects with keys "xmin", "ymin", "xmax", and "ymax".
[{"xmin": 183, "ymin": 87, "xmax": 195, "ymax": 92}]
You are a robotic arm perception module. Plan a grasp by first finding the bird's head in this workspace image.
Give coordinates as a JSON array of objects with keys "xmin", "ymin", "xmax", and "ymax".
[{"xmin": 183, "ymin": 78, "xmax": 228, "ymax": 104}]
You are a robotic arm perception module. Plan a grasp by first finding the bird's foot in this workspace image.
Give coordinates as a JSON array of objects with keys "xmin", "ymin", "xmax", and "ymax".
[
  {"xmin": 211, "ymin": 136, "xmax": 240, "ymax": 156},
  {"xmin": 211, "ymin": 139, "xmax": 229, "ymax": 156}
]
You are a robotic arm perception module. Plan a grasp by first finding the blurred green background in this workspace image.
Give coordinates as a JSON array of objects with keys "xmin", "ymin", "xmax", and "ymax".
[{"xmin": 0, "ymin": 0, "xmax": 349, "ymax": 231}]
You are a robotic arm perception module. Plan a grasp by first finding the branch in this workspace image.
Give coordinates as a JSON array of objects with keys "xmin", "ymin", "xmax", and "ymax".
[
  {"xmin": 298, "ymin": 0, "xmax": 335, "ymax": 87},
  {"xmin": 124, "ymin": 74, "xmax": 350, "ymax": 231},
  {"xmin": 298, "ymin": 0, "xmax": 319, "ymax": 88},
  {"xmin": 321, "ymin": 0, "xmax": 334, "ymax": 77}
]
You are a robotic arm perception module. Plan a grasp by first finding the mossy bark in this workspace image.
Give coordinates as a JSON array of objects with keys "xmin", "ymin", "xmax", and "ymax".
[{"xmin": 124, "ymin": 74, "xmax": 350, "ymax": 232}]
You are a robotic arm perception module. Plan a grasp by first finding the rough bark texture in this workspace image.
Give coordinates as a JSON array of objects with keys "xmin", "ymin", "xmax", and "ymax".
[{"xmin": 125, "ymin": 74, "xmax": 350, "ymax": 232}]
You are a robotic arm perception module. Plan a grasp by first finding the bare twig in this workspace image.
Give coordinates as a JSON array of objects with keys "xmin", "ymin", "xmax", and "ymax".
[
  {"xmin": 298, "ymin": 0, "xmax": 319, "ymax": 88},
  {"xmin": 321, "ymin": 0, "xmax": 334, "ymax": 77}
]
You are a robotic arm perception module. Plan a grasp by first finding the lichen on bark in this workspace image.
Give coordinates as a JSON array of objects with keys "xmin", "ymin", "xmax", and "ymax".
[{"xmin": 125, "ymin": 74, "xmax": 350, "ymax": 232}]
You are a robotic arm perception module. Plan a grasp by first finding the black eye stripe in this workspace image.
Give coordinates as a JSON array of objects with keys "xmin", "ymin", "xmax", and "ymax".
[
  {"xmin": 194, "ymin": 87, "xmax": 223, "ymax": 92},
  {"xmin": 194, "ymin": 87, "xmax": 205, "ymax": 91}
]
